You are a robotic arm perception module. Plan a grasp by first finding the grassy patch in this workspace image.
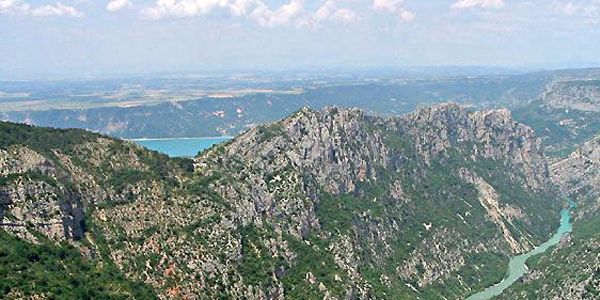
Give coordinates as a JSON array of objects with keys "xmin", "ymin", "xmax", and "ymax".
[{"xmin": 0, "ymin": 231, "xmax": 157, "ymax": 299}]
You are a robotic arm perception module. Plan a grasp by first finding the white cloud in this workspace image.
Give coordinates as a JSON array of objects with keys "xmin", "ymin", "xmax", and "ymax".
[
  {"xmin": 142, "ymin": 0, "xmax": 228, "ymax": 19},
  {"xmin": 142, "ymin": 0, "xmax": 305, "ymax": 27},
  {"xmin": 0, "ymin": 0, "xmax": 82, "ymax": 17},
  {"xmin": 229, "ymin": 0, "xmax": 259, "ymax": 16},
  {"xmin": 372, "ymin": 0, "xmax": 414, "ymax": 22},
  {"xmin": 553, "ymin": 1, "xmax": 599, "ymax": 15},
  {"xmin": 557, "ymin": 2, "xmax": 580, "ymax": 15},
  {"xmin": 451, "ymin": 0, "xmax": 504, "ymax": 10},
  {"xmin": 552, "ymin": 0, "xmax": 600, "ymax": 25},
  {"xmin": 107, "ymin": 0, "xmax": 132, "ymax": 12},
  {"xmin": 330, "ymin": 8, "xmax": 358, "ymax": 22},
  {"xmin": 250, "ymin": 0, "xmax": 304, "ymax": 27},
  {"xmin": 313, "ymin": 0, "xmax": 358, "ymax": 23},
  {"xmin": 0, "ymin": 0, "xmax": 30, "ymax": 14},
  {"xmin": 31, "ymin": 3, "xmax": 82, "ymax": 17}
]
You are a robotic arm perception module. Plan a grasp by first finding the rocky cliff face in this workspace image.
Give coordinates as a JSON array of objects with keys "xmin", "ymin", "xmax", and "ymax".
[
  {"xmin": 550, "ymin": 136, "xmax": 600, "ymax": 220},
  {"xmin": 541, "ymin": 80, "xmax": 600, "ymax": 112},
  {"xmin": 0, "ymin": 104, "xmax": 560, "ymax": 299},
  {"xmin": 397, "ymin": 104, "xmax": 550, "ymax": 190},
  {"xmin": 498, "ymin": 135, "xmax": 600, "ymax": 299},
  {"xmin": 191, "ymin": 103, "xmax": 558, "ymax": 299}
]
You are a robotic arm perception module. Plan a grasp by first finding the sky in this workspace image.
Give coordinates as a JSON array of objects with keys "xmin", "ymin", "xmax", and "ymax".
[{"xmin": 1, "ymin": 0, "xmax": 600, "ymax": 78}]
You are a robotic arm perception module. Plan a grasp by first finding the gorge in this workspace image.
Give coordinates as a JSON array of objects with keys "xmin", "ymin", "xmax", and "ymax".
[{"xmin": 0, "ymin": 103, "xmax": 569, "ymax": 299}]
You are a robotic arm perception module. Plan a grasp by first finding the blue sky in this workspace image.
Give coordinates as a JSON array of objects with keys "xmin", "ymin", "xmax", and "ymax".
[{"xmin": 1, "ymin": 0, "xmax": 600, "ymax": 78}]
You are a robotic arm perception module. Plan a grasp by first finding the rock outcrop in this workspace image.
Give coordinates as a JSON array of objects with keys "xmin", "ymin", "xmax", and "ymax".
[
  {"xmin": 0, "ymin": 104, "xmax": 560, "ymax": 299},
  {"xmin": 398, "ymin": 104, "xmax": 550, "ymax": 190},
  {"xmin": 550, "ymin": 136, "xmax": 600, "ymax": 219},
  {"xmin": 499, "ymin": 135, "xmax": 600, "ymax": 299},
  {"xmin": 541, "ymin": 80, "xmax": 600, "ymax": 112}
]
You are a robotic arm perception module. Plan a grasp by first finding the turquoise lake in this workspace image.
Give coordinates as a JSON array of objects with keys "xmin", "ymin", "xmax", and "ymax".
[
  {"xmin": 133, "ymin": 137, "xmax": 231, "ymax": 157},
  {"xmin": 466, "ymin": 200, "xmax": 576, "ymax": 300}
]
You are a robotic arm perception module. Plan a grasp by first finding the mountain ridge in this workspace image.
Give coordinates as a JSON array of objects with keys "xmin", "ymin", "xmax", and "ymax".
[{"xmin": 0, "ymin": 103, "xmax": 562, "ymax": 299}]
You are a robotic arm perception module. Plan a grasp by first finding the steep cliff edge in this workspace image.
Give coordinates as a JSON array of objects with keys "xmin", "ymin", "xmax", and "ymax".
[
  {"xmin": 550, "ymin": 136, "xmax": 600, "ymax": 220},
  {"xmin": 510, "ymin": 78, "xmax": 600, "ymax": 156},
  {"xmin": 190, "ymin": 103, "xmax": 559, "ymax": 299},
  {"xmin": 541, "ymin": 80, "xmax": 600, "ymax": 112},
  {"xmin": 498, "ymin": 136, "xmax": 600, "ymax": 299},
  {"xmin": 0, "ymin": 104, "xmax": 560, "ymax": 299}
]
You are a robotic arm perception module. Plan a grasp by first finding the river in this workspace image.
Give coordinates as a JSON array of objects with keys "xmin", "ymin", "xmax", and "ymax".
[{"xmin": 466, "ymin": 200, "xmax": 576, "ymax": 300}]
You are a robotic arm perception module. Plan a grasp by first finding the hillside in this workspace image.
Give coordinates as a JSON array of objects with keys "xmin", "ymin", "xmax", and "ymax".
[
  {"xmin": 509, "ymin": 77, "xmax": 600, "ymax": 157},
  {"xmin": 496, "ymin": 218, "xmax": 600, "ymax": 300},
  {"xmin": 551, "ymin": 136, "xmax": 600, "ymax": 220},
  {"xmin": 498, "ymin": 136, "xmax": 600, "ymax": 299},
  {"xmin": 0, "ymin": 104, "xmax": 561, "ymax": 299},
  {"xmin": 540, "ymin": 80, "xmax": 600, "ymax": 112},
  {"xmin": 511, "ymin": 103, "xmax": 600, "ymax": 156},
  {"xmin": 0, "ymin": 75, "xmax": 547, "ymax": 139}
]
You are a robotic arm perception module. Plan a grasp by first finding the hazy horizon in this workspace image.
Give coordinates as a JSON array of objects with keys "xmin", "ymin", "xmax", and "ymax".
[{"xmin": 2, "ymin": 0, "xmax": 600, "ymax": 79}]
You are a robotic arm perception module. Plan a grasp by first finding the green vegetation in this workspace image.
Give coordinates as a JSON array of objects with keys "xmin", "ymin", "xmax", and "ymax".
[
  {"xmin": 237, "ymin": 225, "xmax": 281, "ymax": 287},
  {"xmin": 282, "ymin": 235, "xmax": 348, "ymax": 299},
  {"xmin": 497, "ymin": 209, "xmax": 600, "ymax": 299},
  {"xmin": 235, "ymin": 224, "xmax": 350, "ymax": 299},
  {"xmin": 133, "ymin": 146, "xmax": 194, "ymax": 177},
  {"xmin": 0, "ymin": 99, "xmax": 572, "ymax": 300},
  {"xmin": 475, "ymin": 158, "xmax": 561, "ymax": 239},
  {"xmin": 310, "ymin": 133, "xmax": 559, "ymax": 299},
  {"xmin": 573, "ymin": 214, "xmax": 600, "ymax": 240},
  {"xmin": 186, "ymin": 172, "xmax": 232, "ymax": 209},
  {"xmin": 0, "ymin": 231, "xmax": 156, "ymax": 299},
  {"xmin": 314, "ymin": 159, "xmax": 502, "ymax": 298},
  {"xmin": 0, "ymin": 171, "xmax": 58, "ymax": 187},
  {"xmin": 256, "ymin": 123, "xmax": 286, "ymax": 143},
  {"xmin": 512, "ymin": 103, "xmax": 600, "ymax": 157},
  {"xmin": 429, "ymin": 252, "xmax": 507, "ymax": 299},
  {"xmin": 106, "ymin": 169, "xmax": 153, "ymax": 192},
  {"xmin": 0, "ymin": 122, "xmax": 98, "ymax": 155}
]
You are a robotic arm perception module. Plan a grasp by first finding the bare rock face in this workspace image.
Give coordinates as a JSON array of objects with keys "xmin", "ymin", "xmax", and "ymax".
[
  {"xmin": 398, "ymin": 227, "xmax": 469, "ymax": 287},
  {"xmin": 0, "ymin": 146, "xmax": 84, "ymax": 242},
  {"xmin": 541, "ymin": 80, "xmax": 600, "ymax": 112},
  {"xmin": 190, "ymin": 104, "xmax": 558, "ymax": 298},
  {"xmin": 398, "ymin": 103, "xmax": 550, "ymax": 190},
  {"xmin": 550, "ymin": 135, "xmax": 600, "ymax": 219},
  {"xmin": 1, "ymin": 104, "xmax": 559, "ymax": 300},
  {"xmin": 211, "ymin": 107, "xmax": 389, "ymax": 195},
  {"xmin": 0, "ymin": 146, "xmax": 54, "ymax": 176},
  {"xmin": 497, "ymin": 134, "xmax": 600, "ymax": 300},
  {"xmin": 458, "ymin": 169, "xmax": 533, "ymax": 253}
]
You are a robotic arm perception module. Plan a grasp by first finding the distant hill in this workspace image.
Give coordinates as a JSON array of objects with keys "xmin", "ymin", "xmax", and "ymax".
[
  {"xmin": 3, "ymin": 68, "xmax": 600, "ymax": 159},
  {"xmin": 540, "ymin": 80, "xmax": 600, "ymax": 112},
  {"xmin": 1, "ymin": 74, "xmax": 547, "ymax": 138}
]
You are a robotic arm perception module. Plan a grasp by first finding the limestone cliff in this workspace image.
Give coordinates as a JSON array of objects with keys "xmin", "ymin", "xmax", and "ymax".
[
  {"xmin": 0, "ymin": 104, "xmax": 560, "ymax": 299},
  {"xmin": 550, "ymin": 135, "xmax": 600, "ymax": 220},
  {"xmin": 499, "ymin": 136, "xmax": 600, "ymax": 299},
  {"xmin": 541, "ymin": 80, "xmax": 600, "ymax": 112}
]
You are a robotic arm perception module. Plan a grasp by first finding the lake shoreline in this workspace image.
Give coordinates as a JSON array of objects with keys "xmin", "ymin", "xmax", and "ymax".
[{"xmin": 128, "ymin": 136, "xmax": 234, "ymax": 142}]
